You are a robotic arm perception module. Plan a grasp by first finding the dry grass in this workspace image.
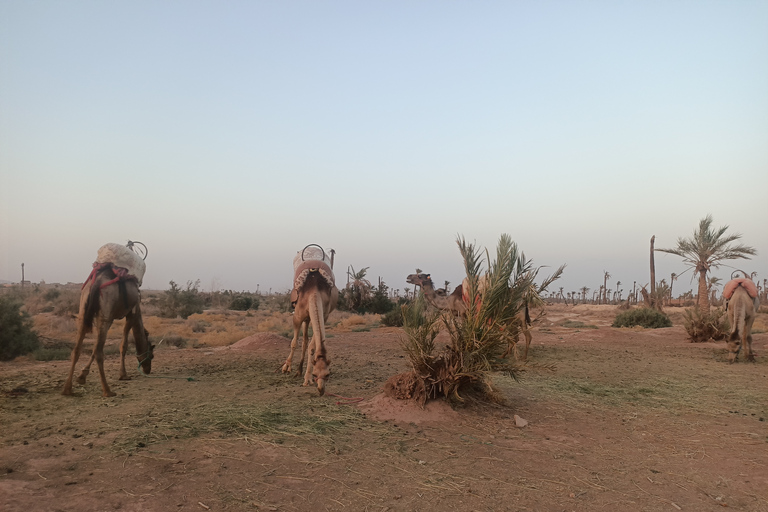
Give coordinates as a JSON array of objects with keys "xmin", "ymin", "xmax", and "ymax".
[{"xmin": 331, "ymin": 311, "xmax": 381, "ymax": 331}]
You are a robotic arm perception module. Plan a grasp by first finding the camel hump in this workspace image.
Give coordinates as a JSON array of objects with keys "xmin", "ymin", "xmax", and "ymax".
[
  {"xmin": 292, "ymin": 245, "xmax": 335, "ymax": 292},
  {"xmin": 723, "ymin": 278, "xmax": 758, "ymax": 299},
  {"xmin": 96, "ymin": 243, "xmax": 146, "ymax": 286},
  {"xmin": 293, "ymin": 260, "xmax": 335, "ymax": 286}
]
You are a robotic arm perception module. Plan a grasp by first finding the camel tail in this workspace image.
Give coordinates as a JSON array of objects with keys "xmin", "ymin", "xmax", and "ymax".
[{"xmin": 82, "ymin": 281, "xmax": 102, "ymax": 333}]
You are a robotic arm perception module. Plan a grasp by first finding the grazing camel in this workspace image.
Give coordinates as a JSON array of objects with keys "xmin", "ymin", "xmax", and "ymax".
[
  {"xmin": 405, "ymin": 273, "xmax": 466, "ymax": 316},
  {"xmin": 63, "ymin": 244, "xmax": 153, "ymax": 397},
  {"xmin": 406, "ymin": 272, "xmax": 532, "ymax": 360},
  {"xmin": 724, "ymin": 278, "xmax": 759, "ymax": 363},
  {"xmin": 282, "ymin": 245, "xmax": 339, "ymax": 395}
]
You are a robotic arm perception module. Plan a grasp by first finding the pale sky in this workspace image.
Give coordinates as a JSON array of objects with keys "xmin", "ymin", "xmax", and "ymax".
[{"xmin": 1, "ymin": 1, "xmax": 767, "ymax": 298}]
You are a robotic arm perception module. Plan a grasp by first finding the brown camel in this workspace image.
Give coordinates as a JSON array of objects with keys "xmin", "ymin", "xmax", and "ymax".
[
  {"xmin": 405, "ymin": 273, "xmax": 466, "ymax": 316},
  {"xmin": 282, "ymin": 246, "xmax": 338, "ymax": 395},
  {"xmin": 62, "ymin": 264, "xmax": 153, "ymax": 397},
  {"xmin": 725, "ymin": 280, "xmax": 759, "ymax": 363},
  {"xmin": 406, "ymin": 272, "xmax": 533, "ymax": 361}
]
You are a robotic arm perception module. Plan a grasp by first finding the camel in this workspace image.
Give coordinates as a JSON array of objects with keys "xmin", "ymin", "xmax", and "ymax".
[
  {"xmin": 63, "ymin": 243, "xmax": 153, "ymax": 397},
  {"xmin": 406, "ymin": 272, "xmax": 533, "ymax": 361},
  {"xmin": 406, "ymin": 273, "xmax": 466, "ymax": 316},
  {"xmin": 282, "ymin": 246, "xmax": 339, "ymax": 395},
  {"xmin": 724, "ymin": 279, "xmax": 759, "ymax": 363}
]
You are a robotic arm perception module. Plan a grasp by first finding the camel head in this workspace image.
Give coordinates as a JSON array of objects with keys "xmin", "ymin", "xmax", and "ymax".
[
  {"xmin": 312, "ymin": 355, "xmax": 330, "ymax": 395},
  {"xmin": 137, "ymin": 329, "xmax": 154, "ymax": 374},
  {"xmin": 406, "ymin": 273, "xmax": 433, "ymax": 288}
]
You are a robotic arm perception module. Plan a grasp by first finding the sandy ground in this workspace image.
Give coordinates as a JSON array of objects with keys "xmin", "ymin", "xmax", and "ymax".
[{"xmin": 2, "ymin": 304, "xmax": 768, "ymax": 512}]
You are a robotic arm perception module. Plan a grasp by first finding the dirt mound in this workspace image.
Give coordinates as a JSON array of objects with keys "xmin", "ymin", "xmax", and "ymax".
[
  {"xmin": 224, "ymin": 332, "xmax": 290, "ymax": 351},
  {"xmin": 358, "ymin": 392, "xmax": 459, "ymax": 425},
  {"xmin": 383, "ymin": 371, "xmax": 426, "ymax": 404}
]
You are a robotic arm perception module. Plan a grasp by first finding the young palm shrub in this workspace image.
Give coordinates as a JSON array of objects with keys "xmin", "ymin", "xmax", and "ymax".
[
  {"xmin": 682, "ymin": 307, "xmax": 729, "ymax": 342},
  {"xmin": 387, "ymin": 235, "xmax": 531, "ymax": 405}
]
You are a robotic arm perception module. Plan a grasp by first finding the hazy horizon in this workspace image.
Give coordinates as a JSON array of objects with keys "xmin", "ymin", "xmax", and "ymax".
[{"xmin": 2, "ymin": 1, "xmax": 766, "ymax": 298}]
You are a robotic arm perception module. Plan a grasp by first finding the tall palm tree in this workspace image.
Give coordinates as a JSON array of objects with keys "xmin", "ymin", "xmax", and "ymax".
[
  {"xmin": 602, "ymin": 271, "xmax": 611, "ymax": 304},
  {"xmin": 580, "ymin": 286, "xmax": 590, "ymax": 302},
  {"xmin": 708, "ymin": 276, "xmax": 722, "ymax": 304},
  {"xmin": 669, "ymin": 273, "xmax": 677, "ymax": 302},
  {"xmin": 656, "ymin": 215, "xmax": 756, "ymax": 313}
]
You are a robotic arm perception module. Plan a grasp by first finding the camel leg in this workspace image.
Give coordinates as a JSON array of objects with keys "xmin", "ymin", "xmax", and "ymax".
[
  {"xmin": 119, "ymin": 316, "xmax": 132, "ymax": 380},
  {"xmin": 77, "ymin": 338, "xmax": 99, "ymax": 385},
  {"xmin": 522, "ymin": 326, "xmax": 532, "ymax": 362},
  {"xmin": 62, "ymin": 321, "xmax": 88, "ymax": 395},
  {"xmin": 303, "ymin": 328, "xmax": 315, "ymax": 387},
  {"xmin": 727, "ymin": 332, "xmax": 741, "ymax": 363},
  {"xmin": 295, "ymin": 321, "xmax": 309, "ymax": 378},
  {"xmin": 92, "ymin": 319, "xmax": 116, "ymax": 397},
  {"xmin": 282, "ymin": 316, "xmax": 304, "ymax": 373},
  {"xmin": 744, "ymin": 315, "xmax": 756, "ymax": 361}
]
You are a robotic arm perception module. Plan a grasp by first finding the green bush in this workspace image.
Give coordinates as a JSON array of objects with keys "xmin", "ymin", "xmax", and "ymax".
[
  {"xmin": 158, "ymin": 280, "xmax": 205, "ymax": 319},
  {"xmin": 0, "ymin": 296, "xmax": 40, "ymax": 361},
  {"xmin": 381, "ymin": 302, "xmax": 406, "ymax": 327},
  {"xmin": 612, "ymin": 308, "xmax": 672, "ymax": 329},
  {"xmin": 229, "ymin": 294, "xmax": 260, "ymax": 311}
]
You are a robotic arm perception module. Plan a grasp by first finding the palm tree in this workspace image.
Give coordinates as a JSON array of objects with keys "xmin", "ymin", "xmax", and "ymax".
[
  {"xmin": 669, "ymin": 273, "xmax": 677, "ymax": 302},
  {"xmin": 708, "ymin": 276, "xmax": 722, "ymax": 304},
  {"xmin": 602, "ymin": 271, "xmax": 611, "ymax": 304},
  {"xmin": 656, "ymin": 215, "xmax": 756, "ymax": 313},
  {"xmin": 346, "ymin": 266, "xmax": 372, "ymax": 310},
  {"xmin": 580, "ymin": 286, "xmax": 590, "ymax": 302}
]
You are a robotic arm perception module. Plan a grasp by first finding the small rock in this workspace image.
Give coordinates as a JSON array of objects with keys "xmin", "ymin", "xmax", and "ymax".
[{"xmin": 514, "ymin": 415, "xmax": 529, "ymax": 428}]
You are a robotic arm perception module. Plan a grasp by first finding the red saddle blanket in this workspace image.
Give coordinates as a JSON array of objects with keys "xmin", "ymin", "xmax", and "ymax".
[{"xmin": 723, "ymin": 278, "xmax": 758, "ymax": 300}]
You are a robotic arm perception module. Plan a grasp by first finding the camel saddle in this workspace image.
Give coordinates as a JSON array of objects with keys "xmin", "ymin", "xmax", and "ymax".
[
  {"xmin": 723, "ymin": 278, "xmax": 758, "ymax": 300},
  {"xmin": 290, "ymin": 247, "xmax": 335, "ymax": 308},
  {"xmin": 83, "ymin": 243, "xmax": 146, "ymax": 289}
]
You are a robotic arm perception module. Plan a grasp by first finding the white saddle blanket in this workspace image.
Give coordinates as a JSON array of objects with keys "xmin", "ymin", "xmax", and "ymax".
[{"xmin": 96, "ymin": 243, "xmax": 146, "ymax": 286}]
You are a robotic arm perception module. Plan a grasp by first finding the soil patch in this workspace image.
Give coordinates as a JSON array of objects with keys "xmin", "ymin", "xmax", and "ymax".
[{"xmin": 2, "ymin": 305, "xmax": 768, "ymax": 511}]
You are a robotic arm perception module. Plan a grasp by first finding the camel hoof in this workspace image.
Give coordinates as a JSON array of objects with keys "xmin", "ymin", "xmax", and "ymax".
[
  {"xmin": 119, "ymin": 375, "xmax": 131, "ymax": 381},
  {"xmin": 76, "ymin": 376, "xmax": 87, "ymax": 385},
  {"xmin": 281, "ymin": 363, "xmax": 291, "ymax": 373},
  {"xmin": 103, "ymin": 391, "xmax": 117, "ymax": 398},
  {"xmin": 62, "ymin": 388, "xmax": 73, "ymax": 396}
]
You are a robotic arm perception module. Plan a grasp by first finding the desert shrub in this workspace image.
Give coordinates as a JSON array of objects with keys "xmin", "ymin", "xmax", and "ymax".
[
  {"xmin": 560, "ymin": 320, "xmax": 598, "ymax": 329},
  {"xmin": 381, "ymin": 304, "xmax": 406, "ymax": 327},
  {"xmin": 0, "ymin": 296, "xmax": 40, "ymax": 361},
  {"xmin": 682, "ymin": 308, "xmax": 729, "ymax": 343},
  {"xmin": 188, "ymin": 319, "xmax": 211, "ymax": 333},
  {"xmin": 33, "ymin": 347, "xmax": 72, "ymax": 361},
  {"xmin": 44, "ymin": 289, "xmax": 61, "ymax": 301},
  {"xmin": 52, "ymin": 289, "xmax": 80, "ymax": 317},
  {"xmin": 338, "ymin": 280, "xmax": 395, "ymax": 314},
  {"xmin": 229, "ymin": 294, "xmax": 260, "ymax": 311},
  {"xmin": 158, "ymin": 280, "xmax": 205, "ymax": 319},
  {"xmin": 612, "ymin": 308, "xmax": 672, "ymax": 329},
  {"xmin": 162, "ymin": 335, "xmax": 188, "ymax": 348},
  {"xmin": 391, "ymin": 235, "xmax": 528, "ymax": 405}
]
